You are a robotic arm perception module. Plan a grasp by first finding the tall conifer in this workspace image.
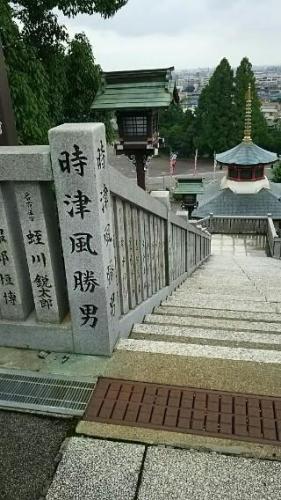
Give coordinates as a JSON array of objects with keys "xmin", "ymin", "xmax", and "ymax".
[
  {"xmin": 195, "ymin": 58, "xmax": 235, "ymax": 154},
  {"xmin": 234, "ymin": 57, "xmax": 268, "ymax": 145}
]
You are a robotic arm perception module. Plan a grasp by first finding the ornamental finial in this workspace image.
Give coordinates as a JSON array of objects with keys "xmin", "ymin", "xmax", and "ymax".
[{"xmin": 243, "ymin": 83, "xmax": 252, "ymax": 143}]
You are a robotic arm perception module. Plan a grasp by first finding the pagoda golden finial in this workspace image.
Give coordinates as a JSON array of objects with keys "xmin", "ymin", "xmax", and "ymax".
[{"xmin": 243, "ymin": 83, "xmax": 252, "ymax": 143}]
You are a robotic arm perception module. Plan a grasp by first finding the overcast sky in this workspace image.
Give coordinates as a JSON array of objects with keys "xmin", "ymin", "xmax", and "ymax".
[{"xmin": 61, "ymin": 0, "xmax": 281, "ymax": 71}]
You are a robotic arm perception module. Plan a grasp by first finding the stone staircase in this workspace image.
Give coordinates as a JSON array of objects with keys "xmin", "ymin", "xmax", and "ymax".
[{"xmin": 111, "ymin": 235, "xmax": 281, "ymax": 396}]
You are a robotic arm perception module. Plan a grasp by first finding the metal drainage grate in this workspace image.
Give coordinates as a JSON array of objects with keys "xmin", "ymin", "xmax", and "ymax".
[
  {"xmin": 0, "ymin": 370, "xmax": 95, "ymax": 416},
  {"xmin": 84, "ymin": 378, "xmax": 281, "ymax": 446}
]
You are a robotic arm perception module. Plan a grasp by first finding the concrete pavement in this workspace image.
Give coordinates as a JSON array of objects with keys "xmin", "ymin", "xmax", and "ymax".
[
  {"xmin": 46, "ymin": 437, "xmax": 281, "ymax": 500},
  {"xmin": 2, "ymin": 230, "xmax": 281, "ymax": 499}
]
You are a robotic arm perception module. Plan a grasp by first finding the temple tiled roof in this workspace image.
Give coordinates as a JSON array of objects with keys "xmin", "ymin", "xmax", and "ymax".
[
  {"xmin": 216, "ymin": 141, "xmax": 278, "ymax": 166},
  {"xmin": 92, "ymin": 68, "xmax": 178, "ymax": 110},
  {"xmin": 193, "ymin": 188, "xmax": 281, "ymax": 218}
]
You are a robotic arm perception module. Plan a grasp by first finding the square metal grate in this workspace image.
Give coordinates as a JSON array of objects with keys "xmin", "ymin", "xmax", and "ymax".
[
  {"xmin": 0, "ymin": 370, "xmax": 95, "ymax": 416},
  {"xmin": 84, "ymin": 378, "xmax": 281, "ymax": 446}
]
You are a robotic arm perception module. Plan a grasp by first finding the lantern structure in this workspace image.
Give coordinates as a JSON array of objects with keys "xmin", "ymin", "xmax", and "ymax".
[
  {"xmin": 173, "ymin": 177, "xmax": 204, "ymax": 217},
  {"xmin": 92, "ymin": 68, "xmax": 178, "ymax": 189}
]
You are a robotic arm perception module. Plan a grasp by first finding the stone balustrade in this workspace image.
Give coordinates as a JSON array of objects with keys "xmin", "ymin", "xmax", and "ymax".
[
  {"xmin": 0, "ymin": 123, "xmax": 211, "ymax": 355},
  {"xmin": 194, "ymin": 213, "xmax": 281, "ymax": 260},
  {"xmin": 267, "ymin": 217, "xmax": 281, "ymax": 259}
]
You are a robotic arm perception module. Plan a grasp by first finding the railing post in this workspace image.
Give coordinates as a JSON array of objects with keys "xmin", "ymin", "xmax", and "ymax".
[
  {"xmin": 150, "ymin": 191, "xmax": 171, "ymax": 285},
  {"xmin": 176, "ymin": 210, "xmax": 189, "ymax": 272},
  {"xmin": 0, "ymin": 183, "xmax": 33, "ymax": 319},
  {"xmin": 209, "ymin": 212, "xmax": 214, "ymax": 233},
  {"xmin": 15, "ymin": 180, "xmax": 68, "ymax": 323},
  {"xmin": 49, "ymin": 123, "xmax": 119, "ymax": 355}
]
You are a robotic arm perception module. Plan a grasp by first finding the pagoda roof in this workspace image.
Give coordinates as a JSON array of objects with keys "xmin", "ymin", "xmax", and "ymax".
[
  {"xmin": 92, "ymin": 68, "xmax": 179, "ymax": 111},
  {"xmin": 216, "ymin": 141, "xmax": 278, "ymax": 166},
  {"xmin": 193, "ymin": 188, "xmax": 281, "ymax": 218}
]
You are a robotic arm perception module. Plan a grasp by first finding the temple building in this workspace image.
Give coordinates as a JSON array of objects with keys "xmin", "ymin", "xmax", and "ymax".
[{"xmin": 193, "ymin": 85, "xmax": 281, "ymax": 219}]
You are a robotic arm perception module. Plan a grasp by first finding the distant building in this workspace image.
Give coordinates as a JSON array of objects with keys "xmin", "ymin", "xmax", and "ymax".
[
  {"xmin": 176, "ymin": 66, "xmax": 281, "ymax": 112},
  {"xmin": 261, "ymin": 101, "xmax": 281, "ymax": 126}
]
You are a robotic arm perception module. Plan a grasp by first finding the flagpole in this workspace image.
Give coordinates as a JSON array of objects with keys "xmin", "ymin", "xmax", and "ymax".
[
  {"xmin": 193, "ymin": 149, "xmax": 198, "ymax": 176},
  {"xmin": 169, "ymin": 152, "xmax": 177, "ymax": 176},
  {"xmin": 213, "ymin": 151, "xmax": 217, "ymax": 180}
]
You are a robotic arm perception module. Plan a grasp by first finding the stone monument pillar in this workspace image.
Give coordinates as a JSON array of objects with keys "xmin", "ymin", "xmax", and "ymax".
[{"xmin": 49, "ymin": 123, "xmax": 119, "ymax": 355}]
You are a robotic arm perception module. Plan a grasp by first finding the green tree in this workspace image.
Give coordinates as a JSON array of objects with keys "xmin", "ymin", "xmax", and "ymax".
[
  {"xmin": 194, "ymin": 85, "xmax": 210, "ymax": 154},
  {"xmin": 11, "ymin": 0, "xmax": 128, "ymax": 20},
  {"xmin": 1, "ymin": 0, "xmax": 124, "ymax": 143},
  {"xmin": 14, "ymin": 3, "xmax": 69, "ymax": 127},
  {"xmin": 64, "ymin": 33, "xmax": 101, "ymax": 122},
  {"xmin": 14, "ymin": 0, "xmax": 125, "ymax": 134},
  {"xmin": 159, "ymin": 104, "xmax": 195, "ymax": 157},
  {"xmin": 194, "ymin": 58, "xmax": 235, "ymax": 155},
  {"xmin": 63, "ymin": 34, "xmax": 114, "ymax": 141},
  {"xmin": 267, "ymin": 122, "xmax": 281, "ymax": 154},
  {"xmin": 234, "ymin": 57, "xmax": 269, "ymax": 145},
  {"xmin": 0, "ymin": 0, "xmax": 52, "ymax": 143},
  {"xmin": 271, "ymin": 161, "xmax": 281, "ymax": 183},
  {"xmin": 180, "ymin": 109, "xmax": 196, "ymax": 157}
]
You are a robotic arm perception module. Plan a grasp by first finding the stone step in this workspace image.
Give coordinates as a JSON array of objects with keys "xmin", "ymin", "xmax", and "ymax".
[
  {"xmin": 263, "ymin": 293, "xmax": 281, "ymax": 303},
  {"xmin": 114, "ymin": 339, "xmax": 281, "ymax": 397},
  {"xmin": 144, "ymin": 314, "xmax": 281, "ymax": 334},
  {"xmin": 155, "ymin": 305, "xmax": 281, "ymax": 324},
  {"xmin": 132, "ymin": 323, "xmax": 281, "ymax": 350},
  {"xmin": 179, "ymin": 280, "xmax": 257, "ymax": 289},
  {"xmin": 173, "ymin": 291, "xmax": 266, "ymax": 303},
  {"xmin": 164, "ymin": 297, "xmax": 280, "ymax": 313},
  {"xmin": 117, "ymin": 338, "xmax": 281, "ymax": 365},
  {"xmin": 183, "ymin": 284, "xmax": 256, "ymax": 291},
  {"xmin": 176, "ymin": 287, "xmax": 263, "ymax": 299}
]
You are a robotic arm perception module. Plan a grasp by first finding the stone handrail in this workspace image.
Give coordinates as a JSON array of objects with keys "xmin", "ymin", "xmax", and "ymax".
[
  {"xmin": 267, "ymin": 217, "xmax": 281, "ymax": 259},
  {"xmin": 0, "ymin": 123, "xmax": 211, "ymax": 356},
  {"xmin": 192, "ymin": 213, "xmax": 281, "ymax": 260},
  {"xmin": 107, "ymin": 163, "xmax": 211, "ymax": 341},
  {"xmin": 195, "ymin": 214, "xmax": 269, "ymax": 235}
]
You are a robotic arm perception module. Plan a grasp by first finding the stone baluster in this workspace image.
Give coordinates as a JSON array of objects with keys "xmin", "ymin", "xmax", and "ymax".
[
  {"xmin": 15, "ymin": 181, "xmax": 68, "ymax": 323},
  {"xmin": 0, "ymin": 183, "xmax": 33, "ymax": 319}
]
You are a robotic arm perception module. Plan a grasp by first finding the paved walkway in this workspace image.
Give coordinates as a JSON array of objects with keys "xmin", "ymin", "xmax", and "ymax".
[
  {"xmin": 112, "ymin": 234, "xmax": 281, "ymax": 396},
  {"xmin": 46, "ymin": 437, "xmax": 281, "ymax": 500},
  {"xmin": 2, "ymin": 235, "xmax": 281, "ymax": 500},
  {"xmin": 44, "ymin": 234, "xmax": 281, "ymax": 499}
]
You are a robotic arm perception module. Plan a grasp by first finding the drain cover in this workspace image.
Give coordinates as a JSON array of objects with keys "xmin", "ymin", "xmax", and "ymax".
[
  {"xmin": 0, "ymin": 370, "xmax": 95, "ymax": 416},
  {"xmin": 84, "ymin": 378, "xmax": 281, "ymax": 446}
]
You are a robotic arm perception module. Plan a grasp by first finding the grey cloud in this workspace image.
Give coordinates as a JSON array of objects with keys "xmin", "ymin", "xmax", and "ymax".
[
  {"xmin": 59, "ymin": 0, "xmax": 281, "ymax": 70},
  {"xmin": 60, "ymin": 0, "xmax": 280, "ymax": 37},
  {"xmin": 60, "ymin": 0, "xmax": 238, "ymax": 37}
]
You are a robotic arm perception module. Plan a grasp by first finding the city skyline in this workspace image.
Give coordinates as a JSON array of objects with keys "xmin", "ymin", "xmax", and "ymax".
[{"xmin": 61, "ymin": 0, "xmax": 281, "ymax": 71}]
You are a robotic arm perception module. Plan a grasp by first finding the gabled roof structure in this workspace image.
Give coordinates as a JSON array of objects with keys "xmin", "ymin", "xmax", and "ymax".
[{"xmin": 92, "ymin": 68, "xmax": 179, "ymax": 111}]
